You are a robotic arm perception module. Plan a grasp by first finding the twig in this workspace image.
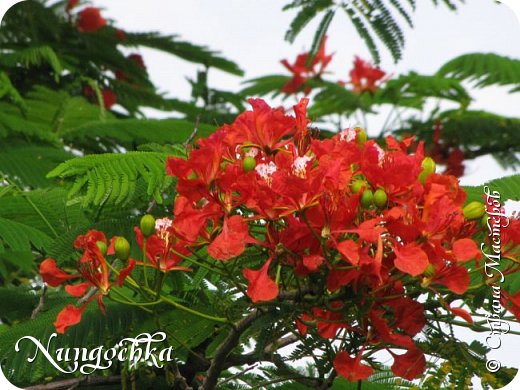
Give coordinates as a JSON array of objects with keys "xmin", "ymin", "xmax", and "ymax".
[
  {"xmin": 31, "ymin": 285, "xmax": 47, "ymax": 320},
  {"xmin": 201, "ymin": 309, "xmax": 261, "ymax": 390},
  {"xmin": 77, "ymin": 286, "xmax": 98, "ymax": 306},
  {"xmin": 25, "ymin": 375, "xmax": 121, "ymax": 390},
  {"xmin": 216, "ymin": 364, "xmax": 258, "ymax": 387},
  {"xmin": 184, "ymin": 115, "xmax": 200, "ymax": 147}
]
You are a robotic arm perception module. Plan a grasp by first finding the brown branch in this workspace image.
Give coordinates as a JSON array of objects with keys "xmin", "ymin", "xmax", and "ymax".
[
  {"xmin": 201, "ymin": 309, "xmax": 261, "ymax": 390},
  {"xmin": 31, "ymin": 285, "xmax": 47, "ymax": 320},
  {"xmin": 77, "ymin": 286, "xmax": 98, "ymax": 306},
  {"xmin": 184, "ymin": 116, "xmax": 200, "ymax": 147},
  {"xmin": 24, "ymin": 375, "xmax": 121, "ymax": 390}
]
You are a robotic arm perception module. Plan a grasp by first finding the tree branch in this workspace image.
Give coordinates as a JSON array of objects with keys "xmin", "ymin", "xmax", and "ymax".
[
  {"xmin": 25, "ymin": 375, "xmax": 121, "ymax": 390},
  {"xmin": 201, "ymin": 309, "xmax": 261, "ymax": 390}
]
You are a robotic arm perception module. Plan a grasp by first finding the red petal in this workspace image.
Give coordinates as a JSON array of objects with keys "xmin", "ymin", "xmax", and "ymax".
[
  {"xmin": 54, "ymin": 305, "xmax": 85, "ymax": 334},
  {"xmin": 209, "ymin": 215, "xmax": 251, "ymax": 260},
  {"xmin": 387, "ymin": 298, "xmax": 426, "ymax": 336},
  {"xmin": 334, "ymin": 351, "xmax": 374, "ymax": 382},
  {"xmin": 65, "ymin": 282, "xmax": 91, "ymax": 298},
  {"xmin": 295, "ymin": 313, "xmax": 312, "ymax": 336},
  {"xmin": 302, "ymin": 254, "xmax": 324, "ymax": 272},
  {"xmin": 434, "ymin": 265, "xmax": 470, "ymax": 295},
  {"xmin": 117, "ymin": 259, "xmax": 136, "ymax": 287},
  {"xmin": 391, "ymin": 347, "xmax": 426, "ymax": 380},
  {"xmin": 452, "ymin": 238, "xmax": 481, "ymax": 262},
  {"xmin": 243, "ymin": 258, "xmax": 279, "ymax": 302},
  {"xmin": 394, "ymin": 243, "xmax": 429, "ymax": 276},
  {"xmin": 337, "ymin": 240, "xmax": 360, "ymax": 265},
  {"xmin": 40, "ymin": 258, "xmax": 79, "ymax": 287},
  {"xmin": 449, "ymin": 306, "xmax": 474, "ymax": 324}
]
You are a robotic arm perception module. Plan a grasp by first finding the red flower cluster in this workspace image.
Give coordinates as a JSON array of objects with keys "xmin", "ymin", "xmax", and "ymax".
[
  {"xmin": 429, "ymin": 120, "xmax": 466, "ymax": 177},
  {"xmin": 39, "ymin": 230, "xmax": 135, "ymax": 333},
  {"xmin": 83, "ymin": 85, "xmax": 117, "ymax": 109},
  {"xmin": 134, "ymin": 217, "xmax": 192, "ymax": 273},
  {"xmin": 115, "ymin": 53, "xmax": 147, "ymax": 81},
  {"xmin": 280, "ymin": 37, "xmax": 333, "ymax": 94},
  {"xmin": 166, "ymin": 97, "xmax": 490, "ymax": 381},
  {"xmin": 66, "ymin": 0, "xmax": 79, "ymax": 13},
  {"xmin": 349, "ymin": 56, "xmax": 387, "ymax": 93},
  {"xmin": 77, "ymin": 7, "xmax": 106, "ymax": 33}
]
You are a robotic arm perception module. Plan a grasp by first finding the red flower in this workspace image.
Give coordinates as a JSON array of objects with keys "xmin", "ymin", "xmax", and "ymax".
[
  {"xmin": 280, "ymin": 36, "xmax": 333, "ymax": 94},
  {"xmin": 40, "ymin": 258, "xmax": 79, "ymax": 287},
  {"xmin": 243, "ymin": 257, "xmax": 279, "ymax": 302},
  {"xmin": 391, "ymin": 347, "xmax": 426, "ymax": 380},
  {"xmin": 54, "ymin": 305, "xmax": 85, "ymax": 334},
  {"xmin": 349, "ymin": 56, "xmax": 386, "ymax": 93},
  {"xmin": 393, "ymin": 243, "xmax": 429, "ymax": 277},
  {"xmin": 427, "ymin": 263, "xmax": 470, "ymax": 295},
  {"xmin": 66, "ymin": 0, "xmax": 79, "ymax": 13},
  {"xmin": 40, "ymin": 230, "xmax": 135, "ymax": 333},
  {"xmin": 334, "ymin": 351, "xmax": 374, "ymax": 382},
  {"xmin": 101, "ymin": 89, "xmax": 117, "ymax": 109},
  {"xmin": 128, "ymin": 54, "xmax": 146, "ymax": 70},
  {"xmin": 77, "ymin": 7, "xmax": 107, "ymax": 33},
  {"xmin": 134, "ymin": 217, "xmax": 192, "ymax": 272},
  {"xmin": 82, "ymin": 86, "xmax": 117, "ymax": 109},
  {"xmin": 115, "ymin": 29, "xmax": 126, "ymax": 42},
  {"xmin": 452, "ymin": 238, "xmax": 481, "ymax": 262},
  {"xmin": 208, "ymin": 215, "xmax": 255, "ymax": 260},
  {"xmin": 446, "ymin": 148, "xmax": 465, "ymax": 177}
]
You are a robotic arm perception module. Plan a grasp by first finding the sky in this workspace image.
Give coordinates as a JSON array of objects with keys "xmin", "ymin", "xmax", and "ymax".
[
  {"xmin": 1, "ymin": 1, "xmax": 520, "ymax": 389},
  {"xmin": 91, "ymin": 0, "xmax": 520, "ymax": 186}
]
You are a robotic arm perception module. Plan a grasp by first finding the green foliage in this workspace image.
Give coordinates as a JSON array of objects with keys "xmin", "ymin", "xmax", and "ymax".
[
  {"xmin": 0, "ymin": 142, "xmax": 73, "ymax": 188},
  {"xmin": 240, "ymin": 75, "xmax": 292, "ymax": 98},
  {"xmin": 0, "ymin": 45, "xmax": 63, "ymax": 82},
  {"xmin": 376, "ymin": 72, "xmax": 471, "ymax": 108},
  {"xmin": 285, "ymin": 0, "xmax": 462, "ymax": 63},
  {"xmin": 463, "ymin": 174, "xmax": 520, "ymax": 204},
  {"xmin": 0, "ymin": 291, "xmax": 142, "ymax": 386},
  {"xmin": 61, "ymin": 118, "xmax": 215, "ymax": 153},
  {"xmin": 396, "ymin": 110, "xmax": 520, "ymax": 168},
  {"xmin": 309, "ymin": 81, "xmax": 367, "ymax": 118},
  {"xmin": 437, "ymin": 52, "xmax": 520, "ymax": 91},
  {"xmin": 306, "ymin": 10, "xmax": 335, "ymax": 66},
  {"xmin": 47, "ymin": 152, "xmax": 173, "ymax": 206},
  {"xmin": 122, "ymin": 32, "xmax": 244, "ymax": 77}
]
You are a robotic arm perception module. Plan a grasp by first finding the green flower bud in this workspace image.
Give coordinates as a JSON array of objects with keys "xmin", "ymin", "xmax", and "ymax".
[
  {"xmin": 419, "ymin": 157, "xmax": 436, "ymax": 184},
  {"xmin": 140, "ymin": 214, "xmax": 156, "ymax": 237},
  {"xmin": 373, "ymin": 188, "xmax": 388, "ymax": 208},
  {"xmin": 361, "ymin": 189, "xmax": 374, "ymax": 208},
  {"xmin": 114, "ymin": 237, "xmax": 131, "ymax": 261},
  {"xmin": 463, "ymin": 201, "xmax": 485, "ymax": 220},
  {"xmin": 351, "ymin": 179, "xmax": 367, "ymax": 194},
  {"xmin": 356, "ymin": 128, "xmax": 368, "ymax": 145},
  {"xmin": 423, "ymin": 263, "xmax": 436, "ymax": 277},
  {"xmin": 96, "ymin": 241, "xmax": 107, "ymax": 256},
  {"xmin": 421, "ymin": 157, "xmax": 436, "ymax": 175},
  {"xmin": 242, "ymin": 156, "xmax": 256, "ymax": 172}
]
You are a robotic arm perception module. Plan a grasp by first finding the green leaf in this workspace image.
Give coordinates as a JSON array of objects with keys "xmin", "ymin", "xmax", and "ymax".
[
  {"xmin": 122, "ymin": 32, "xmax": 244, "ymax": 76},
  {"xmin": 0, "ymin": 216, "xmax": 53, "ymax": 253},
  {"xmin": 306, "ymin": 10, "xmax": 335, "ymax": 67},
  {"xmin": 0, "ymin": 142, "xmax": 74, "ymax": 188},
  {"xmin": 47, "ymin": 152, "xmax": 173, "ymax": 207},
  {"xmin": 463, "ymin": 174, "xmax": 520, "ymax": 204},
  {"xmin": 241, "ymin": 75, "xmax": 292, "ymax": 97},
  {"xmin": 0, "ymin": 45, "xmax": 63, "ymax": 82},
  {"xmin": 285, "ymin": 0, "xmax": 333, "ymax": 43},
  {"xmin": 437, "ymin": 53, "xmax": 520, "ymax": 91},
  {"xmin": 62, "ymin": 118, "xmax": 215, "ymax": 152}
]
